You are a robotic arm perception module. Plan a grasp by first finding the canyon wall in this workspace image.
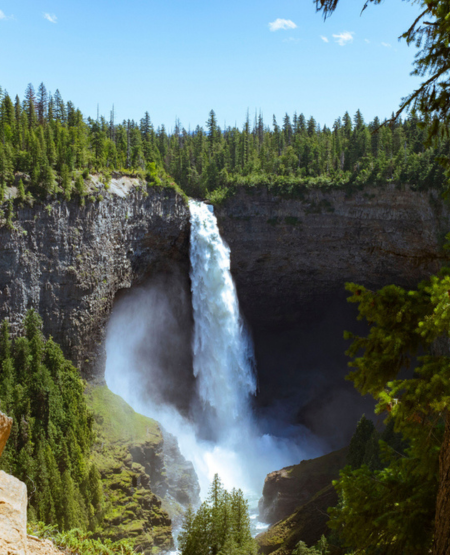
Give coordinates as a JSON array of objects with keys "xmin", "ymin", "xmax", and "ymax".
[
  {"xmin": 216, "ymin": 185, "xmax": 450, "ymax": 445},
  {"xmin": 0, "ymin": 182, "xmax": 448, "ymax": 386},
  {"xmin": 0, "ymin": 179, "xmax": 190, "ymax": 382},
  {"xmin": 216, "ymin": 185, "xmax": 450, "ymax": 330}
]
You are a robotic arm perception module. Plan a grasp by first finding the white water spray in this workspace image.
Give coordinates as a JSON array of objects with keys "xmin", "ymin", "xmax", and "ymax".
[
  {"xmin": 105, "ymin": 200, "xmax": 321, "ymax": 524},
  {"xmin": 189, "ymin": 200, "xmax": 256, "ymax": 431}
]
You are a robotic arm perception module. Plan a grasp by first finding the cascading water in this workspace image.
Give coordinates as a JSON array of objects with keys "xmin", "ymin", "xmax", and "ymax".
[
  {"xmin": 105, "ymin": 199, "xmax": 319, "ymax": 536},
  {"xmin": 189, "ymin": 200, "xmax": 256, "ymax": 434}
]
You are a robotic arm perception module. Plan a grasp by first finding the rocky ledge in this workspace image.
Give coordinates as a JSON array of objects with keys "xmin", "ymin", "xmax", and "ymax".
[{"xmin": 257, "ymin": 448, "xmax": 348, "ymax": 555}]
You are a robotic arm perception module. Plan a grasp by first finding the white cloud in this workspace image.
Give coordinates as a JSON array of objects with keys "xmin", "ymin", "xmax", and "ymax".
[
  {"xmin": 283, "ymin": 37, "xmax": 300, "ymax": 43},
  {"xmin": 320, "ymin": 35, "xmax": 329, "ymax": 43},
  {"xmin": 269, "ymin": 18, "xmax": 297, "ymax": 32},
  {"xmin": 0, "ymin": 10, "xmax": 13, "ymax": 20},
  {"xmin": 332, "ymin": 31, "xmax": 354, "ymax": 46},
  {"xmin": 381, "ymin": 42, "xmax": 391, "ymax": 48},
  {"xmin": 365, "ymin": 38, "xmax": 370, "ymax": 43},
  {"xmin": 43, "ymin": 13, "xmax": 57, "ymax": 23}
]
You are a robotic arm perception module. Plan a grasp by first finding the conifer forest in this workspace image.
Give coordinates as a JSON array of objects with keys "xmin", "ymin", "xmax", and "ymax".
[{"xmin": 2, "ymin": 1, "xmax": 450, "ymax": 555}]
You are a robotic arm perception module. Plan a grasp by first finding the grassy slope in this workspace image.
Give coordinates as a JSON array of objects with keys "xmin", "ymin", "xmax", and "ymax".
[{"xmin": 85, "ymin": 385, "xmax": 173, "ymax": 554}]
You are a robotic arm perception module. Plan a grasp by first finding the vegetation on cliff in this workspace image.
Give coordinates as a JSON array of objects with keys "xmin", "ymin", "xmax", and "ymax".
[
  {"xmin": 0, "ymin": 312, "xmax": 181, "ymax": 552},
  {"xmin": 179, "ymin": 474, "xmax": 256, "ymax": 555},
  {"xmin": 85, "ymin": 385, "xmax": 174, "ymax": 553},
  {"xmin": 0, "ymin": 310, "xmax": 103, "ymax": 531},
  {"xmin": 0, "ymin": 83, "xmax": 447, "ymax": 211}
]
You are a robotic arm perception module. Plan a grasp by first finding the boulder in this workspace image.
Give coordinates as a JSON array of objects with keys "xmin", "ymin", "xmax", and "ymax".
[
  {"xmin": 0, "ymin": 470, "xmax": 28, "ymax": 555},
  {"xmin": 0, "ymin": 411, "xmax": 12, "ymax": 457}
]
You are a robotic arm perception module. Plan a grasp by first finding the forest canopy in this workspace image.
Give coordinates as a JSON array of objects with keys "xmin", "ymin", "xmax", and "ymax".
[
  {"xmin": 0, "ymin": 310, "xmax": 104, "ymax": 532},
  {"xmin": 0, "ymin": 84, "xmax": 448, "ymax": 207}
]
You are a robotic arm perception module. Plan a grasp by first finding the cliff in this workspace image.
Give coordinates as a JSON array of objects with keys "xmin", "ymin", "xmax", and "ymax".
[
  {"xmin": 257, "ymin": 448, "xmax": 348, "ymax": 555},
  {"xmin": 0, "ymin": 176, "xmax": 190, "ymax": 382},
  {"xmin": 216, "ymin": 185, "xmax": 449, "ymax": 330},
  {"xmin": 258, "ymin": 447, "xmax": 348, "ymax": 524},
  {"xmin": 0, "ymin": 182, "xmax": 447, "ymax": 385}
]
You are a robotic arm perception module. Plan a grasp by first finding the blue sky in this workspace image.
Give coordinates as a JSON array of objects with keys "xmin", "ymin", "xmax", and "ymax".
[{"xmin": 0, "ymin": 0, "xmax": 422, "ymax": 130}]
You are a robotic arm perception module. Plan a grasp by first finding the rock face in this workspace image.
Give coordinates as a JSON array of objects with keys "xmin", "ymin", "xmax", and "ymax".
[
  {"xmin": 0, "ymin": 470, "xmax": 28, "ymax": 555},
  {"xmin": 257, "ymin": 486, "xmax": 338, "ymax": 555},
  {"xmin": 0, "ymin": 182, "xmax": 447, "ymax": 386},
  {"xmin": 0, "ymin": 410, "xmax": 12, "ymax": 457},
  {"xmin": 216, "ymin": 185, "xmax": 449, "ymax": 330},
  {"xmin": 257, "ymin": 448, "xmax": 348, "ymax": 555},
  {"xmin": 0, "ymin": 179, "xmax": 190, "ymax": 382},
  {"xmin": 161, "ymin": 429, "xmax": 201, "ymax": 530},
  {"xmin": 85, "ymin": 384, "xmax": 200, "ymax": 552},
  {"xmin": 258, "ymin": 447, "xmax": 348, "ymax": 524}
]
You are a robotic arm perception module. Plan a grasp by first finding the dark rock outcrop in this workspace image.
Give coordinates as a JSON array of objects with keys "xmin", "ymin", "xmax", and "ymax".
[
  {"xmin": 258, "ymin": 447, "xmax": 347, "ymax": 524},
  {"xmin": 0, "ymin": 179, "xmax": 190, "ymax": 382},
  {"xmin": 216, "ymin": 185, "xmax": 450, "ymax": 330},
  {"xmin": 257, "ymin": 448, "xmax": 348, "ymax": 555},
  {"xmin": 257, "ymin": 485, "xmax": 338, "ymax": 555}
]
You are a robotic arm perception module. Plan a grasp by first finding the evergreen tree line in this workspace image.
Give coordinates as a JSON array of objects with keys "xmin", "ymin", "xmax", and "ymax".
[
  {"xmin": 178, "ymin": 474, "xmax": 257, "ymax": 555},
  {"xmin": 0, "ymin": 83, "xmax": 447, "ymax": 205},
  {"xmin": 0, "ymin": 310, "xmax": 103, "ymax": 532}
]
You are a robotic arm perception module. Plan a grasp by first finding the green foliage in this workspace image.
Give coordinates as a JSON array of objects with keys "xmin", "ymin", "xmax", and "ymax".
[
  {"xmin": 17, "ymin": 179, "xmax": 26, "ymax": 204},
  {"xmin": 0, "ymin": 311, "xmax": 104, "ymax": 532},
  {"xmin": 178, "ymin": 474, "xmax": 257, "ymax": 555},
  {"xmin": 346, "ymin": 415, "xmax": 375, "ymax": 469},
  {"xmin": 328, "ymin": 274, "xmax": 450, "ymax": 553},
  {"xmin": 0, "ymin": 83, "xmax": 447, "ymax": 212},
  {"xmin": 28, "ymin": 521, "xmax": 137, "ymax": 555},
  {"xmin": 315, "ymin": 1, "xmax": 450, "ymax": 186},
  {"xmin": 293, "ymin": 535, "xmax": 330, "ymax": 555},
  {"xmin": 75, "ymin": 174, "xmax": 87, "ymax": 196}
]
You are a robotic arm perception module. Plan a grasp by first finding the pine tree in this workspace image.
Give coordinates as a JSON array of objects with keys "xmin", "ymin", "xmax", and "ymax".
[{"xmin": 0, "ymin": 310, "xmax": 103, "ymax": 531}]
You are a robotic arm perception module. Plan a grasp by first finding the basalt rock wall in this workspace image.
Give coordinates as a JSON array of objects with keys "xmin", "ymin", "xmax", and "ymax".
[
  {"xmin": 0, "ymin": 182, "xmax": 448, "ymax": 386},
  {"xmin": 216, "ymin": 185, "xmax": 450, "ymax": 330},
  {"xmin": 0, "ymin": 180, "xmax": 190, "ymax": 382}
]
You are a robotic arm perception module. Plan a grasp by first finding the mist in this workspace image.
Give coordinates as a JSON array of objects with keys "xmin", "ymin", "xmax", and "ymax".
[
  {"xmin": 105, "ymin": 277, "xmax": 321, "ymax": 498},
  {"xmin": 105, "ymin": 202, "xmax": 323, "ymax": 508}
]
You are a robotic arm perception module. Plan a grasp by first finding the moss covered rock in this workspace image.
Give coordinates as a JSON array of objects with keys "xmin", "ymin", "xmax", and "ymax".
[{"xmin": 85, "ymin": 384, "xmax": 199, "ymax": 553}]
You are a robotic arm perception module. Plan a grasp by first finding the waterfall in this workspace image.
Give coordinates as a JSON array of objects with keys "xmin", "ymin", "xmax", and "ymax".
[
  {"xmin": 105, "ymin": 199, "xmax": 316, "ymax": 507},
  {"xmin": 189, "ymin": 200, "xmax": 257, "ymax": 430}
]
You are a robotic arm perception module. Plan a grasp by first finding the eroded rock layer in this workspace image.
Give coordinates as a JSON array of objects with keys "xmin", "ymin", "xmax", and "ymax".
[
  {"xmin": 0, "ymin": 181, "xmax": 190, "ymax": 381},
  {"xmin": 216, "ymin": 185, "xmax": 449, "ymax": 329}
]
